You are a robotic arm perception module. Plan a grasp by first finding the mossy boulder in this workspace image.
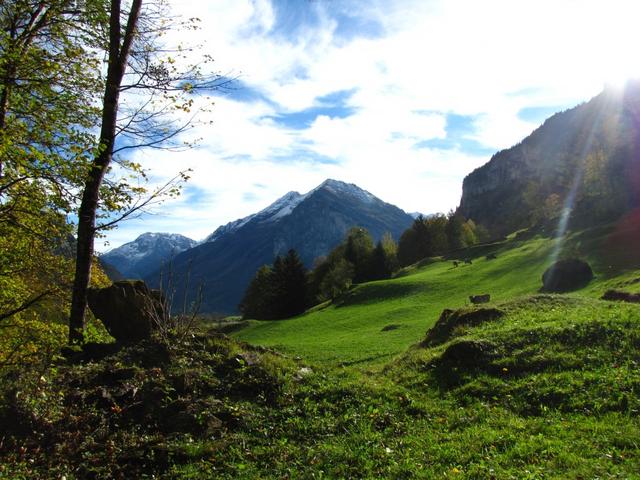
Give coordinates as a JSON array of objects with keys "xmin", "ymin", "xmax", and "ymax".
[
  {"xmin": 87, "ymin": 280, "xmax": 167, "ymax": 342},
  {"xmin": 542, "ymin": 259, "xmax": 593, "ymax": 292},
  {"xmin": 439, "ymin": 340, "xmax": 497, "ymax": 367}
]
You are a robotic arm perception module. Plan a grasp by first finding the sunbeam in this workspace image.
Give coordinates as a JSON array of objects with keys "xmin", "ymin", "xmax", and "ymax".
[{"xmin": 546, "ymin": 86, "xmax": 624, "ymax": 265}]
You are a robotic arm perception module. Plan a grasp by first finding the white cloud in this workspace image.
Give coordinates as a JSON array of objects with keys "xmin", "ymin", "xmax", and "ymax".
[{"xmin": 99, "ymin": 0, "xmax": 640, "ymax": 250}]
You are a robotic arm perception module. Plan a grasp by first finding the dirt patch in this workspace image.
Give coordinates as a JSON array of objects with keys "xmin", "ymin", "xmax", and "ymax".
[{"xmin": 602, "ymin": 289, "xmax": 640, "ymax": 303}]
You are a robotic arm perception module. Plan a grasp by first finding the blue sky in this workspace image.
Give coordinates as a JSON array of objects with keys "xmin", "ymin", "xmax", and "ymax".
[{"xmin": 101, "ymin": 0, "xmax": 640, "ymax": 250}]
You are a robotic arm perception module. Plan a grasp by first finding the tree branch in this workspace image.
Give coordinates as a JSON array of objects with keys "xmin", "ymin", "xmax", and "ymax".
[{"xmin": 0, "ymin": 291, "xmax": 51, "ymax": 323}]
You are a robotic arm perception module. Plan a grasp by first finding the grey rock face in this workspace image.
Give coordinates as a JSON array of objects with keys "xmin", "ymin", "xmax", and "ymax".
[{"xmin": 459, "ymin": 82, "xmax": 640, "ymax": 235}]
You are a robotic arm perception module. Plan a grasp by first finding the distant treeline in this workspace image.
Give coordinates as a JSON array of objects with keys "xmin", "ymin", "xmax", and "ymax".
[{"xmin": 240, "ymin": 212, "xmax": 488, "ymax": 320}]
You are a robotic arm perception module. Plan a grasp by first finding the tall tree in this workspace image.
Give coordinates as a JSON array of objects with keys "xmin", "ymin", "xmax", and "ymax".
[
  {"xmin": 398, "ymin": 215, "xmax": 433, "ymax": 267},
  {"xmin": 69, "ymin": 0, "xmax": 143, "ymax": 343},
  {"xmin": 445, "ymin": 211, "xmax": 466, "ymax": 251},
  {"xmin": 343, "ymin": 227, "xmax": 374, "ymax": 283},
  {"xmin": 68, "ymin": 0, "xmax": 227, "ymax": 342},
  {"xmin": 0, "ymin": 0, "xmax": 101, "ymax": 189},
  {"xmin": 272, "ymin": 249, "xmax": 308, "ymax": 318},
  {"xmin": 369, "ymin": 232, "xmax": 398, "ymax": 280},
  {"xmin": 239, "ymin": 265, "xmax": 275, "ymax": 320},
  {"xmin": 240, "ymin": 250, "xmax": 308, "ymax": 320}
]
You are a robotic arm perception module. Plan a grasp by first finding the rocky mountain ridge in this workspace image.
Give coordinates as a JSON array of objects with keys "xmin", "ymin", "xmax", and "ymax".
[
  {"xmin": 145, "ymin": 179, "xmax": 414, "ymax": 314},
  {"xmin": 101, "ymin": 232, "xmax": 197, "ymax": 279}
]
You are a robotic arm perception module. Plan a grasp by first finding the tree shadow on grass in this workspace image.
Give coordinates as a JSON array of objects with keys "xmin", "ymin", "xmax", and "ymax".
[{"xmin": 334, "ymin": 282, "xmax": 424, "ymax": 308}]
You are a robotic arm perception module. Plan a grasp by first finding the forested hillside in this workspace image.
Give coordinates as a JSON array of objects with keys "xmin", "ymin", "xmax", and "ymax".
[{"xmin": 460, "ymin": 82, "xmax": 640, "ymax": 234}]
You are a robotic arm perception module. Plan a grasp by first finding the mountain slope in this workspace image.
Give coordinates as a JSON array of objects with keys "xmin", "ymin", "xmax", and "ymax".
[
  {"xmin": 460, "ymin": 81, "xmax": 640, "ymax": 234},
  {"xmin": 147, "ymin": 179, "xmax": 414, "ymax": 314},
  {"xmin": 101, "ymin": 232, "xmax": 197, "ymax": 279},
  {"xmin": 233, "ymin": 221, "xmax": 640, "ymax": 367}
]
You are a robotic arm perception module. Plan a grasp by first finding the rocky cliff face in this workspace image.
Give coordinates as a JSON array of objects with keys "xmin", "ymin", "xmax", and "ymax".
[
  {"xmin": 460, "ymin": 81, "xmax": 640, "ymax": 235},
  {"xmin": 145, "ymin": 179, "xmax": 414, "ymax": 314}
]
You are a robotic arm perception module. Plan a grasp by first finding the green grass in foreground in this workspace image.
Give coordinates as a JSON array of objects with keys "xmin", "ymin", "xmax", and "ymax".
[
  {"xmin": 3, "ymin": 225, "xmax": 640, "ymax": 478},
  {"xmin": 233, "ymin": 225, "xmax": 640, "ymax": 368},
  {"xmin": 166, "ymin": 295, "xmax": 640, "ymax": 479},
  {"xmin": 5, "ymin": 294, "xmax": 638, "ymax": 478}
]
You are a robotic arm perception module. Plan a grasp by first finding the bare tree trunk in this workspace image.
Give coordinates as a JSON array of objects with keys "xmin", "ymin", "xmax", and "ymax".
[
  {"xmin": 0, "ymin": 81, "xmax": 10, "ymax": 181},
  {"xmin": 68, "ymin": 0, "xmax": 143, "ymax": 344},
  {"xmin": 0, "ymin": 19, "xmax": 18, "ymax": 182}
]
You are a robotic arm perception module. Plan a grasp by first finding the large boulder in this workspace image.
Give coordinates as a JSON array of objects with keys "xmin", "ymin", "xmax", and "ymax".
[
  {"xmin": 87, "ymin": 280, "xmax": 166, "ymax": 342},
  {"xmin": 542, "ymin": 259, "xmax": 593, "ymax": 292}
]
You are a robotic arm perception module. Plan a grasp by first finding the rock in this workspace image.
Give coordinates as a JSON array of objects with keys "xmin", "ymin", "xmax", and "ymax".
[
  {"xmin": 236, "ymin": 352, "xmax": 260, "ymax": 367},
  {"xmin": 87, "ymin": 280, "xmax": 167, "ymax": 342},
  {"xmin": 542, "ymin": 259, "xmax": 593, "ymax": 292},
  {"xmin": 469, "ymin": 294, "xmax": 490, "ymax": 304},
  {"xmin": 423, "ymin": 307, "xmax": 504, "ymax": 346},
  {"xmin": 440, "ymin": 340, "xmax": 496, "ymax": 367},
  {"xmin": 61, "ymin": 342, "xmax": 121, "ymax": 362},
  {"xmin": 294, "ymin": 367, "xmax": 313, "ymax": 381},
  {"xmin": 602, "ymin": 289, "xmax": 640, "ymax": 303}
]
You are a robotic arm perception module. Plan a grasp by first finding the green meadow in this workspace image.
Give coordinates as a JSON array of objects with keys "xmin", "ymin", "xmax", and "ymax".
[
  {"xmin": 233, "ymin": 223, "xmax": 640, "ymax": 369},
  {"xmin": 5, "ymin": 224, "xmax": 640, "ymax": 479},
  {"xmin": 216, "ymin": 225, "xmax": 640, "ymax": 479}
]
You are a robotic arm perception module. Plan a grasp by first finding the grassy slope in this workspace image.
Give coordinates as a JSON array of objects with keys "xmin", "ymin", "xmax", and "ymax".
[
  {"xmin": 3, "ymin": 224, "xmax": 640, "ymax": 478},
  {"xmin": 225, "ymin": 224, "xmax": 640, "ymax": 478},
  {"xmin": 233, "ymin": 222, "xmax": 640, "ymax": 368},
  {"xmin": 383, "ymin": 294, "xmax": 640, "ymax": 479}
]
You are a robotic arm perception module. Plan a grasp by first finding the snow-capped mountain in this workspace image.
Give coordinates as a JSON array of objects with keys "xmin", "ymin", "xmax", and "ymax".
[
  {"xmin": 204, "ymin": 180, "xmax": 378, "ymax": 244},
  {"xmin": 101, "ymin": 232, "xmax": 197, "ymax": 279},
  {"xmin": 204, "ymin": 191, "xmax": 306, "ymax": 243},
  {"xmin": 145, "ymin": 179, "xmax": 414, "ymax": 314}
]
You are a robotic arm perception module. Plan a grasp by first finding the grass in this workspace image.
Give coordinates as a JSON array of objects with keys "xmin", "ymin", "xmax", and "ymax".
[
  {"xmin": 5, "ymin": 293, "xmax": 638, "ymax": 478},
  {"xmin": 233, "ymin": 222, "xmax": 640, "ymax": 368},
  {"xmin": 3, "ymin": 222, "xmax": 640, "ymax": 478}
]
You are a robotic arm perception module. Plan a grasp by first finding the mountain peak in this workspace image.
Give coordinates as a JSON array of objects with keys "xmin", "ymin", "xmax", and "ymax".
[
  {"xmin": 136, "ymin": 232, "xmax": 188, "ymax": 241},
  {"xmin": 313, "ymin": 179, "xmax": 376, "ymax": 203},
  {"xmin": 318, "ymin": 178, "xmax": 345, "ymax": 188},
  {"xmin": 257, "ymin": 190, "xmax": 304, "ymax": 219},
  {"xmin": 205, "ymin": 180, "xmax": 384, "ymax": 245},
  {"xmin": 101, "ymin": 232, "xmax": 197, "ymax": 279},
  {"xmin": 154, "ymin": 180, "xmax": 413, "ymax": 314}
]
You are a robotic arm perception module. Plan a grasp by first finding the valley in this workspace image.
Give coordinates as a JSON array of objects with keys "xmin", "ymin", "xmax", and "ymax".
[
  {"xmin": 2, "ymin": 2, "xmax": 640, "ymax": 475},
  {"xmin": 4, "ymin": 222, "xmax": 639, "ymax": 479},
  {"xmin": 233, "ymin": 220, "xmax": 640, "ymax": 368}
]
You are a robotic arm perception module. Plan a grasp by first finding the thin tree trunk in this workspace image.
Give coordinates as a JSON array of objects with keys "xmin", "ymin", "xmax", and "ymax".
[
  {"xmin": 0, "ymin": 26, "xmax": 17, "ymax": 182},
  {"xmin": 0, "ymin": 82, "xmax": 10, "ymax": 180},
  {"xmin": 68, "ymin": 0, "xmax": 143, "ymax": 343}
]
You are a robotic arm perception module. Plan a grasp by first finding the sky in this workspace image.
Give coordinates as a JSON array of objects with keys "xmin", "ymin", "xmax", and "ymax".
[{"xmin": 100, "ymin": 0, "xmax": 640, "ymax": 250}]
